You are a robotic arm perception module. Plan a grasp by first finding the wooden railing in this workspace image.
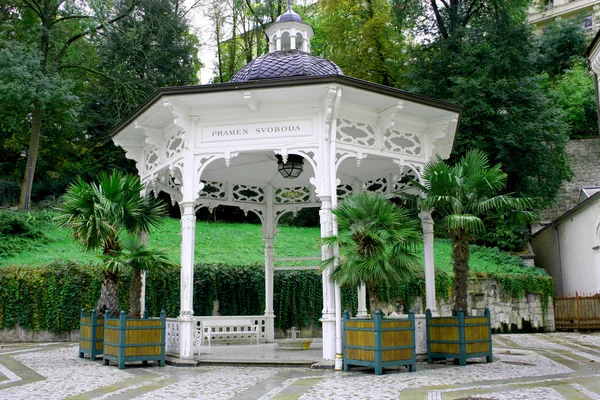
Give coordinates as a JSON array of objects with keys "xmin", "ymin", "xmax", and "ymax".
[
  {"xmin": 343, "ymin": 309, "xmax": 416, "ymax": 375},
  {"xmin": 555, "ymin": 292, "xmax": 600, "ymax": 331}
]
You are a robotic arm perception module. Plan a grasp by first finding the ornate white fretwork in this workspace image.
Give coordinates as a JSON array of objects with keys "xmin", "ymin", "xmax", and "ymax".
[
  {"xmin": 336, "ymin": 184, "xmax": 353, "ymax": 200},
  {"xmin": 166, "ymin": 130, "xmax": 185, "ymax": 159},
  {"xmin": 232, "ymin": 184, "xmax": 265, "ymax": 203},
  {"xmin": 274, "ymin": 187, "xmax": 311, "ymax": 203},
  {"xmin": 143, "ymin": 166, "xmax": 184, "ymax": 205},
  {"xmin": 393, "ymin": 168, "xmax": 419, "ymax": 192},
  {"xmin": 383, "ymin": 129, "xmax": 423, "ymax": 156},
  {"xmin": 336, "ymin": 118, "xmax": 376, "ymax": 148},
  {"xmin": 198, "ymin": 181, "xmax": 227, "ymax": 199},
  {"xmin": 144, "ymin": 148, "xmax": 160, "ymax": 173},
  {"xmin": 364, "ymin": 177, "xmax": 387, "ymax": 195}
]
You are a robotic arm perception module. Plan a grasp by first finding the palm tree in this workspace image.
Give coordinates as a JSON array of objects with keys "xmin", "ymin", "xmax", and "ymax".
[
  {"xmin": 321, "ymin": 192, "xmax": 421, "ymax": 315},
  {"xmin": 56, "ymin": 171, "xmax": 167, "ymax": 316},
  {"xmin": 408, "ymin": 149, "xmax": 536, "ymax": 314},
  {"xmin": 105, "ymin": 236, "xmax": 179, "ymax": 318}
]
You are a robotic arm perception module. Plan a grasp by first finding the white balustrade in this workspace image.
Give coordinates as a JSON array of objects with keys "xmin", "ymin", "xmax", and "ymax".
[
  {"xmin": 192, "ymin": 315, "xmax": 274, "ymax": 343},
  {"xmin": 166, "ymin": 318, "xmax": 181, "ymax": 355}
]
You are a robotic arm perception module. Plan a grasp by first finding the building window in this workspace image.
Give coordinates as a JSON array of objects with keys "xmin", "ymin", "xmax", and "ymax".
[{"xmin": 584, "ymin": 15, "xmax": 593, "ymax": 31}]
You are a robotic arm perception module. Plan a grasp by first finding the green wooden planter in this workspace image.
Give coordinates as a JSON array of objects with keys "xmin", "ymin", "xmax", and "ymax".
[
  {"xmin": 79, "ymin": 309, "xmax": 104, "ymax": 360},
  {"xmin": 343, "ymin": 309, "xmax": 416, "ymax": 375},
  {"xmin": 426, "ymin": 307, "xmax": 493, "ymax": 366},
  {"xmin": 103, "ymin": 310, "xmax": 166, "ymax": 369}
]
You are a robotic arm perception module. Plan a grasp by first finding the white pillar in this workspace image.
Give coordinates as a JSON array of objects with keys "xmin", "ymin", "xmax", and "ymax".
[
  {"xmin": 141, "ymin": 271, "xmax": 146, "ymax": 315},
  {"xmin": 352, "ymin": 180, "xmax": 368, "ymax": 318},
  {"xmin": 420, "ymin": 209, "xmax": 437, "ymax": 315},
  {"xmin": 263, "ymin": 185, "xmax": 276, "ymax": 342},
  {"xmin": 357, "ymin": 283, "xmax": 368, "ymax": 317},
  {"xmin": 179, "ymin": 201, "xmax": 196, "ymax": 359},
  {"xmin": 290, "ymin": 34, "xmax": 296, "ymax": 50},
  {"xmin": 319, "ymin": 196, "xmax": 336, "ymax": 360},
  {"xmin": 334, "ymin": 279, "xmax": 343, "ymax": 369},
  {"xmin": 139, "ymin": 230, "xmax": 148, "ymax": 315},
  {"xmin": 264, "ymin": 238, "xmax": 275, "ymax": 341}
]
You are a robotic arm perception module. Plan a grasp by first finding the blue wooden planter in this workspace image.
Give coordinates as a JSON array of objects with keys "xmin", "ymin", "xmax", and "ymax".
[
  {"xmin": 79, "ymin": 309, "xmax": 104, "ymax": 360},
  {"xmin": 103, "ymin": 310, "xmax": 166, "ymax": 369},
  {"xmin": 426, "ymin": 307, "xmax": 493, "ymax": 366},
  {"xmin": 343, "ymin": 309, "xmax": 416, "ymax": 375}
]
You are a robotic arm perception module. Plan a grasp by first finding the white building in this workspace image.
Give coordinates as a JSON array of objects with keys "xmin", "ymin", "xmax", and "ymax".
[{"xmin": 528, "ymin": 0, "xmax": 600, "ymax": 33}]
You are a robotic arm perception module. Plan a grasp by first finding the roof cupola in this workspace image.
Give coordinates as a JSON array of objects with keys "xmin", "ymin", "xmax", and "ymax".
[{"xmin": 265, "ymin": 0, "xmax": 313, "ymax": 53}]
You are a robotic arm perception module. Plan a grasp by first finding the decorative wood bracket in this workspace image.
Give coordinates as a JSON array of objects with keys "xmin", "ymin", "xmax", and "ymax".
[
  {"xmin": 243, "ymin": 91, "xmax": 259, "ymax": 112},
  {"xmin": 378, "ymin": 101, "xmax": 404, "ymax": 134}
]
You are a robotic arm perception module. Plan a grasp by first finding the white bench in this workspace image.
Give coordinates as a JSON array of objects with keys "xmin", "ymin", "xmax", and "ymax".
[{"xmin": 194, "ymin": 318, "xmax": 260, "ymax": 349}]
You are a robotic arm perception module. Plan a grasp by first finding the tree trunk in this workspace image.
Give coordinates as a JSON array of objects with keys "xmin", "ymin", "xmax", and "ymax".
[
  {"xmin": 129, "ymin": 267, "xmax": 143, "ymax": 318},
  {"xmin": 452, "ymin": 232, "xmax": 470, "ymax": 315},
  {"xmin": 97, "ymin": 270, "xmax": 120, "ymax": 317},
  {"xmin": 18, "ymin": 101, "xmax": 41, "ymax": 211},
  {"xmin": 366, "ymin": 282, "xmax": 381, "ymax": 316}
]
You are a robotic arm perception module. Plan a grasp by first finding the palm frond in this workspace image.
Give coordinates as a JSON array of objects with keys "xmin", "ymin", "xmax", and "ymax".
[{"xmin": 444, "ymin": 214, "xmax": 485, "ymax": 235}]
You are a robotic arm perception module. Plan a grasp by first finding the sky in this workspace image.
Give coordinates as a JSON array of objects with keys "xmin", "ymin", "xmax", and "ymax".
[{"xmin": 184, "ymin": 1, "xmax": 216, "ymax": 84}]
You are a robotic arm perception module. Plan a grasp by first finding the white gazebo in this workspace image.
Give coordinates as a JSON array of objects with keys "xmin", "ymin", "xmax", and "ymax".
[{"xmin": 110, "ymin": 3, "xmax": 461, "ymax": 367}]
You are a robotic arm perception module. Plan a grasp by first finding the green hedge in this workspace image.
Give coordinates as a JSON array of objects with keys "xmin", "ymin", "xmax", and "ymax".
[{"xmin": 0, "ymin": 261, "xmax": 554, "ymax": 333}]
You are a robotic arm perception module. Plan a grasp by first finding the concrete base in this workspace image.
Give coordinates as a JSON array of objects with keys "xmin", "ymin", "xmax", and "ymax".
[{"xmin": 275, "ymin": 339, "xmax": 313, "ymax": 350}]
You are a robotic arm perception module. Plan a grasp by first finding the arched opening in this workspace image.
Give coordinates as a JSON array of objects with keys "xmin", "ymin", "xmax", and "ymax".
[{"xmin": 281, "ymin": 32, "xmax": 291, "ymax": 50}]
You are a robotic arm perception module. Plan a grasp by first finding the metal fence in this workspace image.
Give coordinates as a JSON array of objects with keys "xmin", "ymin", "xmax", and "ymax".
[{"xmin": 554, "ymin": 292, "xmax": 600, "ymax": 331}]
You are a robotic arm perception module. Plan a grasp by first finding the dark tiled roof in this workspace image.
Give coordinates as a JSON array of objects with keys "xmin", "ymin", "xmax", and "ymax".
[
  {"xmin": 276, "ymin": 9, "xmax": 303, "ymax": 22},
  {"xmin": 230, "ymin": 50, "xmax": 343, "ymax": 82}
]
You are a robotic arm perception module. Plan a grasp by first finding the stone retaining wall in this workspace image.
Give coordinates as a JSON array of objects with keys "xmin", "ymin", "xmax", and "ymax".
[
  {"xmin": 541, "ymin": 137, "xmax": 600, "ymax": 222},
  {"xmin": 381, "ymin": 278, "xmax": 555, "ymax": 332}
]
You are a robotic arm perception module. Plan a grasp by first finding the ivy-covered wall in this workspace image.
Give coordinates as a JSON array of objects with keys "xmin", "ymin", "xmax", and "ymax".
[{"xmin": 0, "ymin": 262, "xmax": 554, "ymax": 339}]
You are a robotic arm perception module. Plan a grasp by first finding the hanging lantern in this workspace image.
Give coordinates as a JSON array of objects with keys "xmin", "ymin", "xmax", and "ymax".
[{"xmin": 276, "ymin": 154, "xmax": 304, "ymax": 179}]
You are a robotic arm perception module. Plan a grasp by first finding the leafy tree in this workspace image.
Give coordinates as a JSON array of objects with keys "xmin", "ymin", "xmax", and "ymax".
[
  {"xmin": 534, "ymin": 19, "xmax": 587, "ymax": 78},
  {"xmin": 0, "ymin": 1, "xmax": 138, "ymax": 211},
  {"xmin": 413, "ymin": 150, "xmax": 536, "ymax": 313},
  {"xmin": 546, "ymin": 60, "xmax": 598, "ymax": 138},
  {"xmin": 403, "ymin": 7, "xmax": 571, "ymax": 208},
  {"xmin": 321, "ymin": 192, "xmax": 420, "ymax": 315},
  {"xmin": 312, "ymin": 0, "xmax": 406, "ymax": 85},
  {"xmin": 0, "ymin": 1, "xmax": 200, "ymax": 207},
  {"xmin": 105, "ymin": 236, "xmax": 179, "ymax": 318},
  {"xmin": 55, "ymin": 171, "xmax": 167, "ymax": 316}
]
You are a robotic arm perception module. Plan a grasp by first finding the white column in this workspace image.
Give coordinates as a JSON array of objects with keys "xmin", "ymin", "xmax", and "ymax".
[
  {"xmin": 140, "ymin": 230, "xmax": 148, "ymax": 315},
  {"xmin": 290, "ymin": 34, "xmax": 297, "ymax": 50},
  {"xmin": 420, "ymin": 209, "xmax": 437, "ymax": 314},
  {"xmin": 352, "ymin": 180, "xmax": 368, "ymax": 318},
  {"xmin": 319, "ymin": 195, "xmax": 336, "ymax": 360},
  {"xmin": 276, "ymin": 36, "xmax": 281, "ymax": 51},
  {"xmin": 357, "ymin": 283, "xmax": 368, "ymax": 317},
  {"xmin": 140, "ymin": 271, "xmax": 146, "ymax": 315},
  {"xmin": 179, "ymin": 201, "xmax": 196, "ymax": 358},
  {"xmin": 263, "ymin": 185, "xmax": 275, "ymax": 342},
  {"xmin": 264, "ymin": 238, "xmax": 275, "ymax": 341}
]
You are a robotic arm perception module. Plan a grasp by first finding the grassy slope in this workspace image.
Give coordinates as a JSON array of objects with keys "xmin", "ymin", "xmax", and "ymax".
[{"xmin": 0, "ymin": 216, "xmax": 540, "ymax": 276}]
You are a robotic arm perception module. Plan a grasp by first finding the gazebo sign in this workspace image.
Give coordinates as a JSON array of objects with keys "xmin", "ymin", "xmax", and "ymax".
[{"xmin": 202, "ymin": 120, "xmax": 312, "ymax": 142}]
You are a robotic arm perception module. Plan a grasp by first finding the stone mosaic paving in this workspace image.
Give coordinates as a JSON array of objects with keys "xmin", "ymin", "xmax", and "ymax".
[{"xmin": 0, "ymin": 333, "xmax": 600, "ymax": 399}]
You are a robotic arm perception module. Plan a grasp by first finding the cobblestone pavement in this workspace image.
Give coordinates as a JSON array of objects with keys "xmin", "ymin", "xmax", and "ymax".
[{"xmin": 2, "ymin": 333, "xmax": 600, "ymax": 399}]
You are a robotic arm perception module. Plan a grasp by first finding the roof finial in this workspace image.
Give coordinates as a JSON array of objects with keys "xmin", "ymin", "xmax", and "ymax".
[{"xmin": 287, "ymin": 0, "xmax": 292, "ymax": 11}]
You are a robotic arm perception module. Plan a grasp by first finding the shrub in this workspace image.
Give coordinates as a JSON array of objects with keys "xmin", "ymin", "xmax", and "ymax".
[
  {"xmin": 0, "ymin": 261, "xmax": 554, "ymax": 333},
  {"xmin": 0, "ymin": 180, "xmax": 20, "ymax": 206}
]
